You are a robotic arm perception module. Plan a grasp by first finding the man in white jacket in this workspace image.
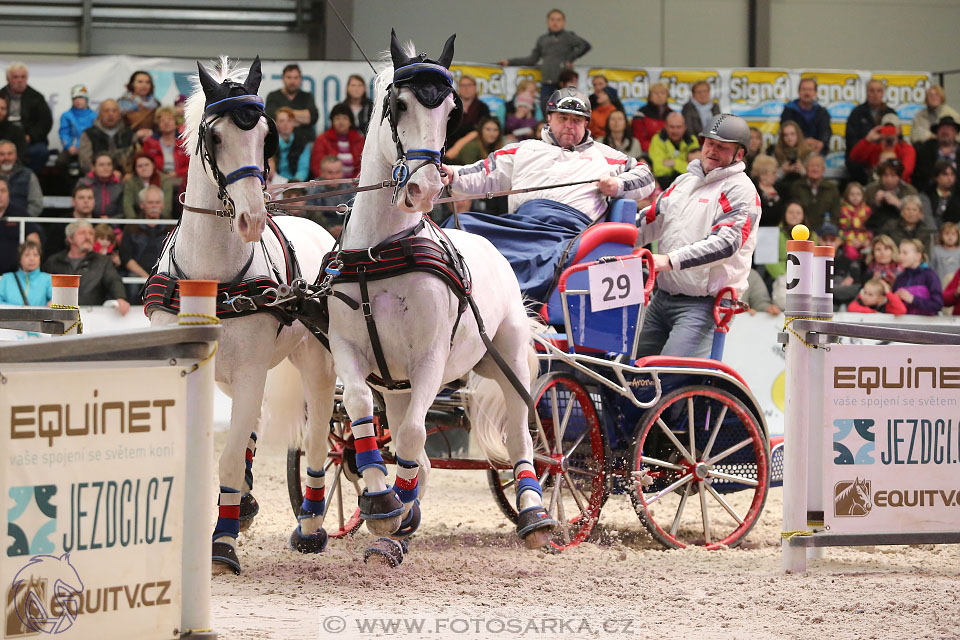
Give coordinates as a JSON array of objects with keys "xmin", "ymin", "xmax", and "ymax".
[
  {"xmin": 636, "ymin": 113, "xmax": 762, "ymax": 358},
  {"xmin": 441, "ymin": 88, "xmax": 656, "ymax": 300}
]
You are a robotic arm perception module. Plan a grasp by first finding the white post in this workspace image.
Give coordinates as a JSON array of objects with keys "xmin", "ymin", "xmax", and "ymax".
[
  {"xmin": 50, "ymin": 274, "xmax": 81, "ymax": 335},
  {"xmin": 782, "ymin": 331, "xmax": 810, "ymax": 573},
  {"xmin": 178, "ymin": 280, "xmax": 218, "ymax": 638}
]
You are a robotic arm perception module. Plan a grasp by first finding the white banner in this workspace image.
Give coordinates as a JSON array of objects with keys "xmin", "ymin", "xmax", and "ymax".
[
  {"xmin": 2, "ymin": 363, "xmax": 186, "ymax": 639},
  {"xmin": 822, "ymin": 344, "xmax": 960, "ymax": 535}
]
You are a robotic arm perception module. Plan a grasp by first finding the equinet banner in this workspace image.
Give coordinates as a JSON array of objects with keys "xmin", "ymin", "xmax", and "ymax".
[{"xmin": 1, "ymin": 363, "xmax": 186, "ymax": 639}]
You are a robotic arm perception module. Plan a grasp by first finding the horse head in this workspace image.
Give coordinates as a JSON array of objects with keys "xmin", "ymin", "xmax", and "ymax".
[
  {"xmin": 376, "ymin": 29, "xmax": 459, "ymax": 213},
  {"xmin": 190, "ymin": 56, "xmax": 276, "ymax": 242},
  {"xmin": 853, "ymin": 477, "xmax": 872, "ymax": 511}
]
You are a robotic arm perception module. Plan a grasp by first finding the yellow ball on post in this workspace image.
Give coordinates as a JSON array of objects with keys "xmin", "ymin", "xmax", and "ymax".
[{"xmin": 791, "ymin": 224, "xmax": 810, "ymax": 241}]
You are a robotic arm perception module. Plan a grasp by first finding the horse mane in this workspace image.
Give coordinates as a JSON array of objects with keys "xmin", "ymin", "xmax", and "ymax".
[{"xmin": 181, "ymin": 56, "xmax": 251, "ymax": 157}]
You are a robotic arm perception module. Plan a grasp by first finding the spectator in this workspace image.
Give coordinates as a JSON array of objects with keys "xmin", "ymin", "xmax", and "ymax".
[
  {"xmin": 335, "ymin": 74, "xmax": 373, "ymax": 135},
  {"xmin": 752, "ymin": 154, "xmax": 784, "ymax": 227},
  {"xmin": 681, "ymin": 81, "xmax": 720, "ymax": 140},
  {"xmin": 122, "ymin": 152, "xmax": 173, "ymax": 219},
  {"xmin": 117, "ymin": 70, "xmax": 159, "ymax": 143},
  {"xmin": 589, "ymin": 75, "xmax": 623, "ymax": 113},
  {"xmin": 0, "ymin": 177, "xmax": 40, "ymax": 275},
  {"xmin": 743, "ymin": 268, "xmax": 781, "ymax": 316},
  {"xmin": 504, "ymin": 91, "xmax": 538, "ymax": 141},
  {"xmin": 846, "ymin": 79, "xmax": 897, "ymax": 185},
  {"xmin": 865, "ymin": 159, "xmax": 918, "ymax": 230},
  {"xmin": 943, "ymin": 265, "xmax": 960, "ymax": 315},
  {"xmin": 57, "ymin": 85, "xmax": 96, "ymax": 168},
  {"xmin": 0, "ymin": 139, "xmax": 42, "ymax": 217},
  {"xmin": 931, "ymin": 222, "xmax": 960, "ymax": 284},
  {"xmin": 587, "ymin": 84, "xmax": 617, "ymax": 140},
  {"xmin": 505, "ymin": 79, "xmax": 541, "ymax": 120},
  {"xmin": 92, "ymin": 223, "xmax": 122, "ymax": 272},
  {"xmin": 862, "ymin": 234, "xmax": 901, "ymax": 286},
  {"xmin": 0, "ymin": 239, "xmax": 51, "ymax": 305},
  {"xmin": 602, "ymin": 109, "xmax": 642, "ymax": 159},
  {"xmin": 445, "ymin": 75, "xmax": 491, "ymax": 149},
  {"xmin": 787, "ymin": 154, "xmax": 841, "ymax": 231},
  {"xmin": 269, "ymin": 107, "xmax": 312, "ymax": 183},
  {"xmin": 173, "ymin": 94, "xmax": 187, "ymax": 125},
  {"xmin": 0, "ymin": 62, "xmax": 52, "ymax": 173},
  {"xmin": 120, "ymin": 185, "xmax": 168, "ymax": 300},
  {"xmin": 767, "ymin": 120, "xmax": 809, "ymax": 183},
  {"xmin": 743, "ymin": 127, "xmax": 764, "ymax": 177},
  {"xmin": 849, "ymin": 113, "xmax": 916, "ymax": 183},
  {"xmin": 881, "ymin": 195, "xmax": 932, "ymax": 252},
  {"xmin": 447, "ymin": 116, "xmax": 504, "ymax": 165},
  {"xmin": 556, "ymin": 69, "xmax": 579, "ymax": 89},
  {"xmin": 893, "ymin": 238, "xmax": 943, "ymax": 315},
  {"xmin": 497, "ymin": 9, "xmax": 591, "ymax": 114},
  {"xmin": 265, "ymin": 64, "xmax": 318, "ymax": 139},
  {"xmin": 839, "ymin": 181, "xmax": 873, "ymax": 252},
  {"xmin": 78, "ymin": 152, "xmax": 124, "ymax": 218},
  {"xmin": 310, "ymin": 104, "xmax": 364, "ymax": 180},
  {"xmin": 914, "ymin": 115, "xmax": 959, "ymax": 191},
  {"xmin": 78, "ymin": 99, "xmax": 134, "ymax": 174},
  {"xmin": 304, "ymin": 155, "xmax": 349, "ymax": 237},
  {"xmin": 910, "ymin": 86, "xmax": 959, "ymax": 145},
  {"xmin": 44, "ymin": 183, "xmax": 95, "ymax": 258},
  {"xmin": 43, "ymin": 219, "xmax": 130, "ymax": 314},
  {"xmin": 780, "ymin": 78, "xmax": 831, "ymax": 154},
  {"xmin": 765, "ymin": 201, "xmax": 814, "ymax": 283},
  {"xmin": 649, "ymin": 112, "xmax": 699, "ymax": 189},
  {"xmin": 0, "ymin": 95, "xmax": 26, "ymax": 159},
  {"xmin": 818, "ymin": 222, "xmax": 861, "ymax": 307},
  {"xmin": 142, "ymin": 106, "xmax": 188, "ymax": 185},
  {"xmin": 921, "ymin": 161, "xmax": 960, "ymax": 227},
  {"xmin": 632, "ymin": 82, "xmax": 671, "ymax": 153},
  {"xmin": 847, "ymin": 278, "xmax": 907, "ymax": 315}
]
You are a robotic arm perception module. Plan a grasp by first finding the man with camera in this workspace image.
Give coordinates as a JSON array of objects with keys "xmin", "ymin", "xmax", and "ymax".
[
  {"xmin": 849, "ymin": 113, "xmax": 916, "ymax": 184},
  {"xmin": 845, "ymin": 79, "xmax": 897, "ymax": 184}
]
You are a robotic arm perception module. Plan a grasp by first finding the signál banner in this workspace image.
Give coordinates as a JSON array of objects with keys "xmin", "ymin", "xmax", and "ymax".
[
  {"xmin": 2, "ymin": 363, "xmax": 186, "ymax": 639},
  {"xmin": 823, "ymin": 344, "xmax": 960, "ymax": 535}
]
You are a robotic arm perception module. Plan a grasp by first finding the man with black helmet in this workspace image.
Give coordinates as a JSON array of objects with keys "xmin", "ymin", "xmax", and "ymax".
[
  {"xmin": 635, "ymin": 113, "xmax": 762, "ymax": 358},
  {"xmin": 440, "ymin": 87, "xmax": 656, "ymax": 301}
]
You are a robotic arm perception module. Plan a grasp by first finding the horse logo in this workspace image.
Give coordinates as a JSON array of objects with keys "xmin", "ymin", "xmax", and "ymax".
[
  {"xmin": 834, "ymin": 478, "xmax": 873, "ymax": 517},
  {"xmin": 5, "ymin": 554, "xmax": 84, "ymax": 636}
]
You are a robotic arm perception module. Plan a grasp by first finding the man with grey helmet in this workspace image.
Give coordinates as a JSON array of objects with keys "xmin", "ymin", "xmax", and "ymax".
[{"xmin": 635, "ymin": 113, "xmax": 762, "ymax": 358}]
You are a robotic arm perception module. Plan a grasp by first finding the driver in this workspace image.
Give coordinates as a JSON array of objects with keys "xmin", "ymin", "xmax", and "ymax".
[
  {"xmin": 634, "ymin": 113, "xmax": 761, "ymax": 358},
  {"xmin": 441, "ymin": 87, "xmax": 655, "ymax": 301}
]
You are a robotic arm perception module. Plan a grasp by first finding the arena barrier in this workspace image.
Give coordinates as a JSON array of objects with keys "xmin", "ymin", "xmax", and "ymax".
[
  {"xmin": 0, "ymin": 278, "xmax": 219, "ymax": 639},
  {"xmin": 779, "ymin": 231, "xmax": 960, "ymax": 573}
]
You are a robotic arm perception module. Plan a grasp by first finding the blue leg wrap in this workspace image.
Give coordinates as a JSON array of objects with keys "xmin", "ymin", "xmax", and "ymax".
[
  {"xmin": 516, "ymin": 477, "xmax": 543, "ymax": 498},
  {"xmin": 244, "ymin": 431, "xmax": 257, "ymax": 490},
  {"xmin": 393, "ymin": 456, "xmax": 419, "ymax": 504},
  {"xmin": 300, "ymin": 467, "xmax": 326, "ymax": 518},
  {"xmin": 355, "ymin": 448, "xmax": 388, "ymax": 476},
  {"xmin": 214, "ymin": 486, "xmax": 241, "ymax": 540}
]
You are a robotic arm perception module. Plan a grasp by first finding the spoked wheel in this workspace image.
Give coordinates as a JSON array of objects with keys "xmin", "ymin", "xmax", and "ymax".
[
  {"xmin": 630, "ymin": 385, "xmax": 769, "ymax": 549},
  {"xmin": 487, "ymin": 373, "xmax": 606, "ymax": 550},
  {"xmin": 286, "ymin": 419, "xmax": 363, "ymax": 539}
]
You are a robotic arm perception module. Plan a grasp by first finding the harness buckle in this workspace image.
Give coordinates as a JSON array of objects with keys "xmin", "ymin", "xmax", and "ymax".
[
  {"xmin": 361, "ymin": 301, "xmax": 373, "ymax": 318},
  {"xmin": 225, "ymin": 295, "xmax": 256, "ymax": 313}
]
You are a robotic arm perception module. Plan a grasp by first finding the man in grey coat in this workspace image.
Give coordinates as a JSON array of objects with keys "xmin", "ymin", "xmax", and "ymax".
[
  {"xmin": 43, "ymin": 220, "xmax": 130, "ymax": 315},
  {"xmin": 498, "ymin": 9, "xmax": 591, "ymax": 114}
]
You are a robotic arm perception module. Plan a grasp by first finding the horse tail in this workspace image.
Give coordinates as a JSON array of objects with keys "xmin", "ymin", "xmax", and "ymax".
[
  {"xmin": 466, "ymin": 314, "xmax": 544, "ymax": 464},
  {"xmin": 261, "ymin": 357, "xmax": 307, "ymax": 447}
]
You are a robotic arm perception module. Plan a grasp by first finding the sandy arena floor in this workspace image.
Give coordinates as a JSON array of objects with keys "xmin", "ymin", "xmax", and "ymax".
[{"xmin": 210, "ymin": 433, "xmax": 960, "ymax": 640}]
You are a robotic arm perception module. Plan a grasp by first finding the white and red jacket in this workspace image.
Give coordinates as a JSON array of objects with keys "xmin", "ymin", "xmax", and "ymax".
[
  {"xmin": 638, "ymin": 159, "xmax": 761, "ymax": 297},
  {"xmin": 450, "ymin": 128, "xmax": 656, "ymax": 221}
]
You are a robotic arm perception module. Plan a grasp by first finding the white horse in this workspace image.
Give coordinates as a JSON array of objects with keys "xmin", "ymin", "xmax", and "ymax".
[
  {"xmin": 148, "ymin": 57, "xmax": 338, "ymax": 574},
  {"xmin": 325, "ymin": 31, "xmax": 556, "ymax": 561}
]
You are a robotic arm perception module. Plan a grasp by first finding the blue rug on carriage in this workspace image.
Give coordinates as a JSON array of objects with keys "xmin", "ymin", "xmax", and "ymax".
[{"xmin": 442, "ymin": 198, "xmax": 592, "ymax": 302}]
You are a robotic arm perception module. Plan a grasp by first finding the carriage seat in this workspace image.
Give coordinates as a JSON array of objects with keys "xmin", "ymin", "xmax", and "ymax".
[{"xmin": 632, "ymin": 355, "xmax": 747, "ymax": 387}]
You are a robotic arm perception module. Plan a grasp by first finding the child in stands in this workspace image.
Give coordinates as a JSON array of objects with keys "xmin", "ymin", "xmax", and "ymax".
[
  {"xmin": 838, "ymin": 181, "xmax": 872, "ymax": 253},
  {"xmin": 892, "ymin": 238, "xmax": 943, "ymax": 316},
  {"xmin": 930, "ymin": 222, "xmax": 960, "ymax": 284},
  {"xmin": 847, "ymin": 278, "xmax": 907, "ymax": 315}
]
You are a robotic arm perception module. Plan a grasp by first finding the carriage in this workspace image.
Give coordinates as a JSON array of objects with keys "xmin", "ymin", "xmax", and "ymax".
[{"xmin": 286, "ymin": 200, "xmax": 782, "ymax": 551}]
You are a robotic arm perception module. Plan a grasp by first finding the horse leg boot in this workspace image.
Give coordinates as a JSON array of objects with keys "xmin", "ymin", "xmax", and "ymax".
[{"xmin": 238, "ymin": 426, "xmax": 260, "ymax": 532}]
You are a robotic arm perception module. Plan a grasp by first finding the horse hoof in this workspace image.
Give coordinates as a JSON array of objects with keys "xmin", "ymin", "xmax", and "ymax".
[
  {"xmin": 211, "ymin": 541, "xmax": 241, "ymax": 575},
  {"xmin": 238, "ymin": 494, "xmax": 259, "ymax": 532},
  {"xmin": 393, "ymin": 502, "xmax": 421, "ymax": 538},
  {"xmin": 363, "ymin": 537, "xmax": 407, "ymax": 567},
  {"xmin": 366, "ymin": 515, "xmax": 403, "ymax": 536},
  {"xmin": 516, "ymin": 506, "xmax": 558, "ymax": 549},
  {"xmin": 290, "ymin": 523, "xmax": 328, "ymax": 554}
]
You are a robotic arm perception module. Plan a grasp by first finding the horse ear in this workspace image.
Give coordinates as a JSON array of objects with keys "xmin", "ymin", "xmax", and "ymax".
[
  {"xmin": 390, "ymin": 28, "xmax": 408, "ymax": 69},
  {"xmin": 197, "ymin": 61, "xmax": 219, "ymax": 97},
  {"xmin": 437, "ymin": 34, "xmax": 456, "ymax": 69},
  {"xmin": 245, "ymin": 56, "xmax": 263, "ymax": 94}
]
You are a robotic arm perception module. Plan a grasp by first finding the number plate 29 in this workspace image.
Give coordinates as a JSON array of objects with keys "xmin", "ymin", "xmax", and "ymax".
[{"xmin": 587, "ymin": 258, "xmax": 645, "ymax": 312}]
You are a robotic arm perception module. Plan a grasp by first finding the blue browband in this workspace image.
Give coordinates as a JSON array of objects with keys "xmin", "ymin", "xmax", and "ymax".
[
  {"xmin": 393, "ymin": 62, "xmax": 453, "ymax": 87},
  {"xmin": 225, "ymin": 165, "xmax": 265, "ymax": 185},
  {"xmin": 204, "ymin": 94, "xmax": 265, "ymax": 116}
]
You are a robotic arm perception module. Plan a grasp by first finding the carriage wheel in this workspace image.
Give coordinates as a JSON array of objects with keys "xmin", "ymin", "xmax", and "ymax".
[
  {"xmin": 630, "ymin": 385, "xmax": 769, "ymax": 550},
  {"xmin": 487, "ymin": 373, "xmax": 606, "ymax": 551},
  {"xmin": 286, "ymin": 421, "xmax": 363, "ymax": 539}
]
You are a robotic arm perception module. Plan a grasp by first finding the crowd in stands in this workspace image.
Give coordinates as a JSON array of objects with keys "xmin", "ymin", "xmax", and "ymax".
[{"xmin": 2, "ymin": 8, "xmax": 960, "ymax": 320}]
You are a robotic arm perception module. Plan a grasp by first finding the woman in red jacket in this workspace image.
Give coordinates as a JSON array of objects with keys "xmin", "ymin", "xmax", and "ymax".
[
  {"xmin": 309, "ymin": 104, "xmax": 365, "ymax": 179},
  {"xmin": 943, "ymin": 267, "xmax": 960, "ymax": 315},
  {"xmin": 141, "ymin": 106, "xmax": 189, "ymax": 188},
  {"xmin": 632, "ymin": 82, "xmax": 672, "ymax": 153}
]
